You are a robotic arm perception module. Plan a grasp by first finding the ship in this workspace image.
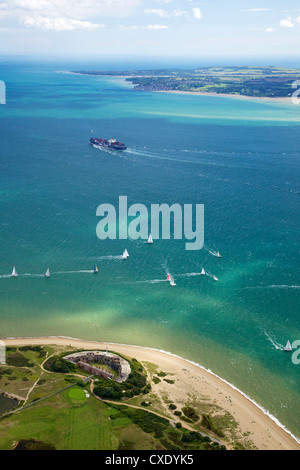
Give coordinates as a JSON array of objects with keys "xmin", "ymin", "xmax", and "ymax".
[{"xmin": 90, "ymin": 137, "xmax": 127, "ymax": 151}]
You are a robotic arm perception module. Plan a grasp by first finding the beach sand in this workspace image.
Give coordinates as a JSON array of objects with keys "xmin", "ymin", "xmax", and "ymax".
[
  {"xmin": 155, "ymin": 89, "xmax": 293, "ymax": 104},
  {"xmin": 3, "ymin": 336, "xmax": 300, "ymax": 451}
]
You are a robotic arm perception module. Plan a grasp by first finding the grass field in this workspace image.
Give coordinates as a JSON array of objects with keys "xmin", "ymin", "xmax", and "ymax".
[{"xmin": 0, "ymin": 386, "xmax": 168, "ymax": 450}]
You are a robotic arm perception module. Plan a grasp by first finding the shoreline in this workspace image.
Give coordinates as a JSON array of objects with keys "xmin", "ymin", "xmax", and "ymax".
[
  {"xmin": 154, "ymin": 89, "xmax": 293, "ymax": 104},
  {"xmin": 2, "ymin": 335, "xmax": 300, "ymax": 450},
  {"xmin": 58, "ymin": 71, "xmax": 293, "ymax": 104}
]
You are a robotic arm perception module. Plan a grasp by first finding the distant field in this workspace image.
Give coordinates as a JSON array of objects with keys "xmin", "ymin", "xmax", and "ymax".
[{"xmin": 72, "ymin": 66, "xmax": 300, "ymax": 98}]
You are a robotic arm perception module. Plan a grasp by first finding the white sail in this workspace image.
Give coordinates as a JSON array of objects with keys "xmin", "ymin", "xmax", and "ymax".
[
  {"xmin": 217, "ymin": 251, "xmax": 222, "ymax": 258},
  {"xmin": 213, "ymin": 275, "xmax": 219, "ymax": 281},
  {"xmin": 147, "ymin": 234, "xmax": 153, "ymax": 244},
  {"xmin": 11, "ymin": 266, "xmax": 18, "ymax": 277},
  {"xmin": 201, "ymin": 268, "xmax": 206, "ymax": 275},
  {"xmin": 45, "ymin": 268, "xmax": 50, "ymax": 278},
  {"xmin": 284, "ymin": 341, "xmax": 292, "ymax": 352},
  {"xmin": 122, "ymin": 249, "xmax": 129, "ymax": 259},
  {"xmin": 170, "ymin": 278, "xmax": 176, "ymax": 287}
]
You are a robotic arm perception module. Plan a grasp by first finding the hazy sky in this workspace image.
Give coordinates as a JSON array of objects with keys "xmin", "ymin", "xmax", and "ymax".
[{"xmin": 1, "ymin": 0, "xmax": 300, "ymax": 59}]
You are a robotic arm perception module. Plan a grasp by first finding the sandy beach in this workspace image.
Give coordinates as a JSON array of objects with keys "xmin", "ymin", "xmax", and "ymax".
[
  {"xmin": 3, "ymin": 336, "xmax": 300, "ymax": 451},
  {"xmin": 154, "ymin": 89, "xmax": 293, "ymax": 104}
]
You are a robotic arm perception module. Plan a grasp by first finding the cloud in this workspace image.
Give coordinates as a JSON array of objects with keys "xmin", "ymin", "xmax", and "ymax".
[
  {"xmin": 23, "ymin": 15, "xmax": 105, "ymax": 30},
  {"xmin": 279, "ymin": 16, "xmax": 298, "ymax": 28},
  {"xmin": 192, "ymin": 7, "xmax": 202, "ymax": 20},
  {"xmin": 265, "ymin": 27, "xmax": 275, "ymax": 33},
  {"xmin": 0, "ymin": 0, "xmax": 140, "ymax": 26},
  {"xmin": 144, "ymin": 9, "xmax": 168, "ymax": 18},
  {"xmin": 146, "ymin": 24, "xmax": 168, "ymax": 29},
  {"xmin": 144, "ymin": 8, "xmax": 189, "ymax": 20},
  {"xmin": 173, "ymin": 10, "xmax": 189, "ymax": 18},
  {"xmin": 241, "ymin": 8, "xmax": 271, "ymax": 12}
]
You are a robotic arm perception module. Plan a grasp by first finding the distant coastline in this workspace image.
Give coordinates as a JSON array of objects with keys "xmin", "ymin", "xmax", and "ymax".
[
  {"xmin": 59, "ymin": 65, "xmax": 299, "ymax": 102},
  {"xmin": 3, "ymin": 336, "xmax": 300, "ymax": 450},
  {"xmin": 58, "ymin": 71, "xmax": 293, "ymax": 104}
]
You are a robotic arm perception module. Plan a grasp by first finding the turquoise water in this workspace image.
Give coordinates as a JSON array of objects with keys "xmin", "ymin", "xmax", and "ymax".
[{"xmin": 0, "ymin": 61, "xmax": 299, "ymax": 439}]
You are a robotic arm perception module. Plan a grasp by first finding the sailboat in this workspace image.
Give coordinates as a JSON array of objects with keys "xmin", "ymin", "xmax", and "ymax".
[
  {"xmin": 45, "ymin": 268, "xmax": 50, "ymax": 278},
  {"xmin": 93, "ymin": 265, "xmax": 98, "ymax": 273},
  {"xmin": 169, "ymin": 276, "xmax": 176, "ymax": 287},
  {"xmin": 284, "ymin": 341, "xmax": 293, "ymax": 352},
  {"xmin": 147, "ymin": 234, "xmax": 153, "ymax": 244},
  {"xmin": 167, "ymin": 273, "xmax": 171, "ymax": 281},
  {"xmin": 213, "ymin": 275, "xmax": 219, "ymax": 281},
  {"xmin": 122, "ymin": 249, "xmax": 129, "ymax": 260},
  {"xmin": 217, "ymin": 251, "xmax": 222, "ymax": 258},
  {"xmin": 200, "ymin": 268, "xmax": 206, "ymax": 275},
  {"xmin": 11, "ymin": 266, "xmax": 18, "ymax": 277}
]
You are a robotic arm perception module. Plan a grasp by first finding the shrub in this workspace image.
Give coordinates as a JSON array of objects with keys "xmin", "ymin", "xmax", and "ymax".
[
  {"xmin": 6, "ymin": 353, "xmax": 34, "ymax": 368},
  {"xmin": 182, "ymin": 406, "xmax": 199, "ymax": 422},
  {"xmin": 201, "ymin": 414, "xmax": 225, "ymax": 438}
]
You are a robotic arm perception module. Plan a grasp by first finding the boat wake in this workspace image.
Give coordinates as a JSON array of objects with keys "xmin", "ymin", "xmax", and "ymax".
[
  {"xmin": 134, "ymin": 279, "xmax": 168, "ymax": 284},
  {"xmin": 244, "ymin": 285, "xmax": 300, "ymax": 290},
  {"xmin": 205, "ymin": 272, "xmax": 219, "ymax": 281},
  {"xmin": 262, "ymin": 330, "xmax": 285, "ymax": 351},
  {"xmin": 177, "ymin": 272, "xmax": 205, "ymax": 278},
  {"xmin": 204, "ymin": 246, "xmax": 220, "ymax": 258},
  {"xmin": 126, "ymin": 147, "xmax": 197, "ymax": 166},
  {"xmin": 23, "ymin": 273, "xmax": 45, "ymax": 278},
  {"xmin": 54, "ymin": 270, "xmax": 94, "ymax": 275}
]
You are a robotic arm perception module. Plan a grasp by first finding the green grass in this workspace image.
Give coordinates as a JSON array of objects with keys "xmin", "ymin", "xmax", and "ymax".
[
  {"xmin": 0, "ymin": 387, "xmax": 118, "ymax": 450},
  {"xmin": 0, "ymin": 385, "xmax": 171, "ymax": 450},
  {"xmin": 67, "ymin": 387, "xmax": 87, "ymax": 403}
]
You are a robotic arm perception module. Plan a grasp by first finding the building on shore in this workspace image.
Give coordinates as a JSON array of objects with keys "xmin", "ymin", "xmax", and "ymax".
[{"xmin": 64, "ymin": 351, "xmax": 131, "ymax": 383}]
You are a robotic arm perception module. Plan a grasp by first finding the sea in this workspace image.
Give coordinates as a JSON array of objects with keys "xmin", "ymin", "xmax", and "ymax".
[{"xmin": 0, "ymin": 59, "xmax": 299, "ymax": 441}]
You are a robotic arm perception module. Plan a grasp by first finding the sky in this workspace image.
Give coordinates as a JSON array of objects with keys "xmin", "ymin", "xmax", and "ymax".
[{"xmin": 1, "ymin": 0, "xmax": 300, "ymax": 60}]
